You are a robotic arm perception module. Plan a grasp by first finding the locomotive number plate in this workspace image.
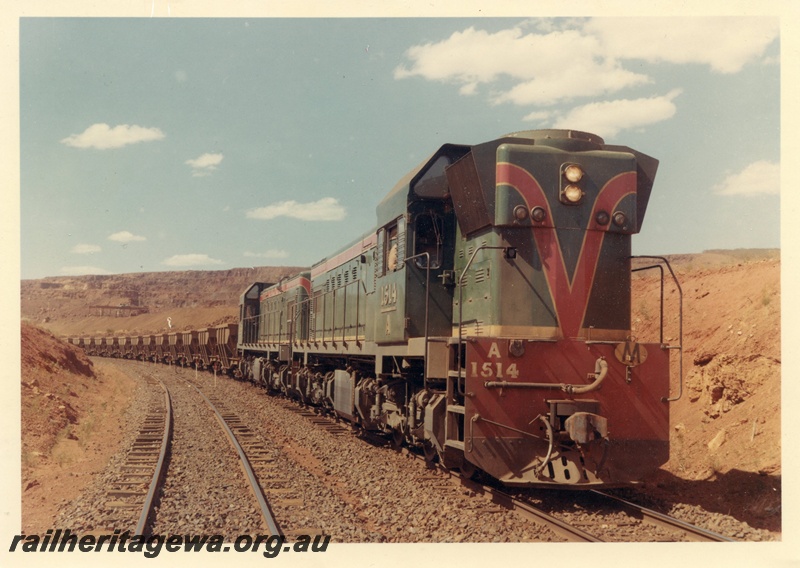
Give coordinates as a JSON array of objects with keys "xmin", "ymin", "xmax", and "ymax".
[{"xmin": 468, "ymin": 341, "xmax": 520, "ymax": 379}]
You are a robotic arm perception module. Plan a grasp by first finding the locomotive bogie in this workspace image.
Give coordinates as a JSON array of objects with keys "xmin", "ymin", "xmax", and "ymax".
[{"xmin": 330, "ymin": 368, "xmax": 358, "ymax": 422}]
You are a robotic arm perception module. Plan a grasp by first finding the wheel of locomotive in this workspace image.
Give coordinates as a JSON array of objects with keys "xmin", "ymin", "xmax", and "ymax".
[
  {"xmin": 422, "ymin": 441, "xmax": 438, "ymax": 467},
  {"xmin": 390, "ymin": 428, "xmax": 404, "ymax": 451},
  {"xmin": 459, "ymin": 458, "xmax": 480, "ymax": 481}
]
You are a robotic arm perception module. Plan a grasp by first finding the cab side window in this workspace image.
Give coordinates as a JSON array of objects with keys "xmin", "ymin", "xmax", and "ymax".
[
  {"xmin": 378, "ymin": 217, "xmax": 405, "ymax": 276},
  {"xmin": 386, "ymin": 225, "xmax": 398, "ymax": 271}
]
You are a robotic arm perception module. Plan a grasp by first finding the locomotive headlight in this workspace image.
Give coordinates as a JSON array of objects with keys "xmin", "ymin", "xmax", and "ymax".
[
  {"xmin": 513, "ymin": 205, "xmax": 529, "ymax": 221},
  {"xmin": 613, "ymin": 211, "xmax": 627, "ymax": 227},
  {"xmin": 563, "ymin": 184, "xmax": 583, "ymax": 203},
  {"xmin": 531, "ymin": 206, "xmax": 547, "ymax": 222},
  {"xmin": 564, "ymin": 164, "xmax": 584, "ymax": 183}
]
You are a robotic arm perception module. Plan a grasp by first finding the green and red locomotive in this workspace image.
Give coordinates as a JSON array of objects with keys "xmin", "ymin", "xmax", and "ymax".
[
  {"xmin": 75, "ymin": 129, "xmax": 681, "ymax": 487},
  {"xmin": 237, "ymin": 129, "xmax": 682, "ymax": 487}
]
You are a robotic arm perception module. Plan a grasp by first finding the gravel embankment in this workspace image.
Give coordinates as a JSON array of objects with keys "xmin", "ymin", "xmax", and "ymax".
[{"xmin": 54, "ymin": 363, "xmax": 160, "ymax": 532}]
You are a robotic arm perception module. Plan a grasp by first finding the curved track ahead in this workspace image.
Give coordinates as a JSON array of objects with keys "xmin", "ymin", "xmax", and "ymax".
[
  {"xmin": 101, "ymin": 375, "xmax": 173, "ymax": 535},
  {"xmin": 187, "ymin": 380, "xmax": 282, "ymax": 537},
  {"xmin": 135, "ymin": 378, "xmax": 173, "ymax": 534}
]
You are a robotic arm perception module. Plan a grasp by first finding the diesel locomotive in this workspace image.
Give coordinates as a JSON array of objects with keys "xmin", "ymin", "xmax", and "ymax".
[
  {"xmin": 77, "ymin": 129, "xmax": 683, "ymax": 488},
  {"xmin": 236, "ymin": 129, "xmax": 682, "ymax": 487}
]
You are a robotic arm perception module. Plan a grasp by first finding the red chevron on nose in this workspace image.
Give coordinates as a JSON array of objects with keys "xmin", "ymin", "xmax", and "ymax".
[{"xmin": 497, "ymin": 162, "xmax": 636, "ymax": 338}]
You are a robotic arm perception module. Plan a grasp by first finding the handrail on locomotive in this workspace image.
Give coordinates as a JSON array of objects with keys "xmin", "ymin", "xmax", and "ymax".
[{"xmin": 630, "ymin": 255, "xmax": 684, "ymax": 403}]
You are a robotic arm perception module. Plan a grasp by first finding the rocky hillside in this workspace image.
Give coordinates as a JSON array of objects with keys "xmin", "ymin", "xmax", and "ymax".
[
  {"xmin": 21, "ymin": 265, "xmax": 305, "ymax": 337},
  {"xmin": 629, "ymin": 249, "xmax": 780, "ymax": 531},
  {"xmin": 20, "ymin": 323, "xmax": 139, "ymax": 532}
]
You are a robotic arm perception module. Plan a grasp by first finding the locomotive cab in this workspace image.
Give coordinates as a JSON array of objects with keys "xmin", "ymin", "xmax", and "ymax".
[{"xmin": 373, "ymin": 146, "xmax": 468, "ymax": 346}]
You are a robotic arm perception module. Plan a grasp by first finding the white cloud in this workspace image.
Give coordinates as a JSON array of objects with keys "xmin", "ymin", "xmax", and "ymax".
[
  {"xmin": 108, "ymin": 230, "xmax": 146, "ymax": 243},
  {"xmin": 585, "ymin": 17, "xmax": 779, "ymax": 74},
  {"xmin": 522, "ymin": 110, "xmax": 552, "ymax": 122},
  {"xmin": 713, "ymin": 160, "xmax": 780, "ymax": 196},
  {"xmin": 244, "ymin": 250, "xmax": 290, "ymax": 259},
  {"xmin": 496, "ymin": 65, "xmax": 649, "ymax": 107},
  {"xmin": 71, "ymin": 243, "xmax": 101, "ymax": 254},
  {"xmin": 395, "ymin": 18, "xmax": 778, "ymax": 107},
  {"xmin": 61, "ymin": 123, "xmax": 165, "ymax": 149},
  {"xmin": 246, "ymin": 197, "xmax": 346, "ymax": 221},
  {"xmin": 161, "ymin": 254, "xmax": 224, "ymax": 267},
  {"xmin": 551, "ymin": 90, "xmax": 682, "ymax": 138},
  {"xmin": 395, "ymin": 25, "xmax": 649, "ymax": 106},
  {"xmin": 186, "ymin": 152, "xmax": 224, "ymax": 177},
  {"xmin": 60, "ymin": 265, "xmax": 110, "ymax": 276},
  {"xmin": 395, "ymin": 26, "xmax": 581, "ymax": 84},
  {"xmin": 395, "ymin": 27, "xmax": 650, "ymax": 105}
]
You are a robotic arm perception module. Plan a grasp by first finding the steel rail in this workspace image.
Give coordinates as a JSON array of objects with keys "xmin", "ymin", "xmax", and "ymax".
[
  {"xmin": 590, "ymin": 490, "xmax": 736, "ymax": 542},
  {"xmin": 403, "ymin": 448, "xmax": 735, "ymax": 542},
  {"xmin": 395, "ymin": 448, "xmax": 602, "ymax": 542},
  {"xmin": 188, "ymin": 382, "xmax": 282, "ymax": 537},
  {"xmin": 463, "ymin": 479, "xmax": 603, "ymax": 542},
  {"xmin": 135, "ymin": 378, "xmax": 173, "ymax": 535}
]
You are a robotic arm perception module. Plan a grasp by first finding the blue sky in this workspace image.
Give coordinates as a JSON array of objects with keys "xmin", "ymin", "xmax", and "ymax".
[{"xmin": 17, "ymin": 15, "xmax": 781, "ymax": 279}]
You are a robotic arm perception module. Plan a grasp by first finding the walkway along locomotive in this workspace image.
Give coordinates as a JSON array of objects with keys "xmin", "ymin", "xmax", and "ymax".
[{"xmin": 235, "ymin": 129, "xmax": 683, "ymax": 487}]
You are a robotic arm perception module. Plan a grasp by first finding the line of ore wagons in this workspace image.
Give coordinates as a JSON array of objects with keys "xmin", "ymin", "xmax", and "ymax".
[{"xmin": 69, "ymin": 323, "xmax": 239, "ymax": 372}]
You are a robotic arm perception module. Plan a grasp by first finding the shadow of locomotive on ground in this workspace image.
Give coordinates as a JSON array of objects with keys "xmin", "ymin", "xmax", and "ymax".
[
  {"xmin": 509, "ymin": 467, "xmax": 780, "ymax": 537},
  {"xmin": 635, "ymin": 468, "xmax": 781, "ymax": 534}
]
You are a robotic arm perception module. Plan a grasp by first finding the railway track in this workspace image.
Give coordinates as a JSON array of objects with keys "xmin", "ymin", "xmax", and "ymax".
[
  {"xmin": 589, "ymin": 490, "xmax": 736, "ymax": 542},
  {"xmin": 102, "ymin": 375, "xmax": 172, "ymax": 534},
  {"xmin": 273, "ymin": 399, "xmax": 354, "ymax": 437},
  {"xmin": 270, "ymin": 395, "xmax": 600, "ymax": 541},
  {"xmin": 184, "ymin": 379, "xmax": 330, "ymax": 540},
  {"xmin": 274, "ymin": 393, "xmax": 737, "ymax": 543},
  {"xmin": 443, "ymin": 465, "xmax": 737, "ymax": 542},
  {"xmin": 185, "ymin": 380, "xmax": 282, "ymax": 536}
]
